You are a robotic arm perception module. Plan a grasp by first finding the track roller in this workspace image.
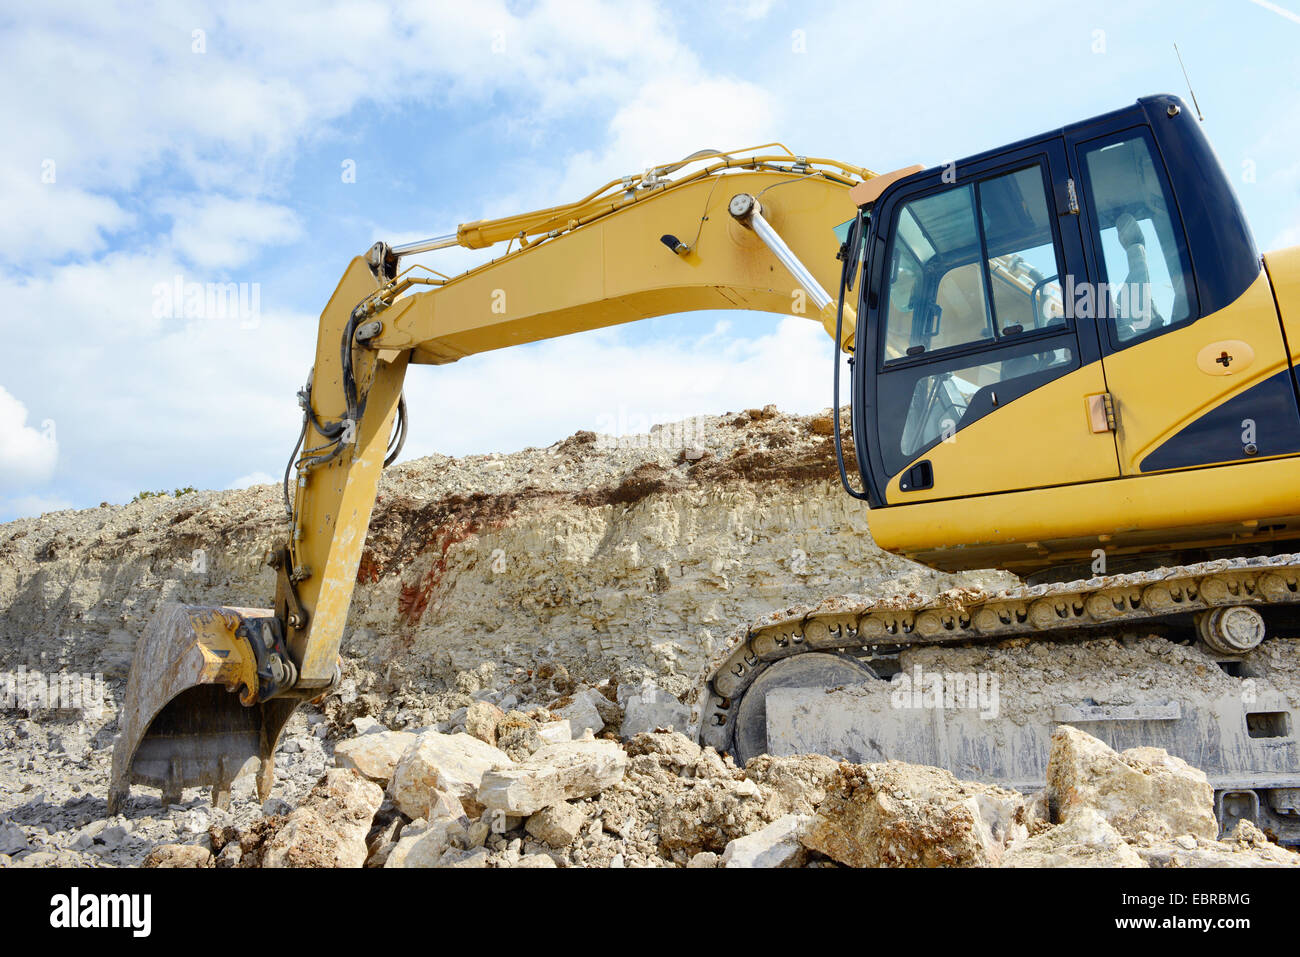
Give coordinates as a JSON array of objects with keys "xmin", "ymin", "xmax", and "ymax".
[{"xmin": 1197, "ymin": 605, "xmax": 1266, "ymax": 656}]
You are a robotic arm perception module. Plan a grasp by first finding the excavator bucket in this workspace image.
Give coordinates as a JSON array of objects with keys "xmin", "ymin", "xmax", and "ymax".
[{"xmin": 108, "ymin": 604, "xmax": 299, "ymax": 814}]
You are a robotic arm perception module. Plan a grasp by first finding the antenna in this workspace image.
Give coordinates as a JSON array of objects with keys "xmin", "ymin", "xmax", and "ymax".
[{"xmin": 1174, "ymin": 43, "xmax": 1205, "ymax": 121}]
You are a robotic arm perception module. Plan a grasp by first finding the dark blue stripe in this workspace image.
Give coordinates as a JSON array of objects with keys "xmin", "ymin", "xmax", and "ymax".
[{"xmin": 1139, "ymin": 368, "xmax": 1300, "ymax": 472}]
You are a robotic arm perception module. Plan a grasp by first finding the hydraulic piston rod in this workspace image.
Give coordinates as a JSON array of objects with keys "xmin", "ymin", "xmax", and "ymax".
[{"xmin": 727, "ymin": 192, "xmax": 833, "ymax": 311}]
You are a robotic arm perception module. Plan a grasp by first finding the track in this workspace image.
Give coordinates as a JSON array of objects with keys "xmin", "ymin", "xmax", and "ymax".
[{"xmin": 695, "ymin": 552, "xmax": 1300, "ymax": 754}]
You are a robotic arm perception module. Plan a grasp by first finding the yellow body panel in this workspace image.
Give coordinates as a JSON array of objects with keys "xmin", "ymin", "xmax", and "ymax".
[
  {"xmin": 1102, "ymin": 273, "xmax": 1288, "ymax": 474},
  {"xmin": 1265, "ymin": 245, "xmax": 1300, "ymax": 363},
  {"xmin": 872, "ymin": 454, "xmax": 1300, "ymax": 574},
  {"xmin": 875, "ymin": 258, "xmax": 1300, "ymax": 570},
  {"xmin": 884, "ymin": 363, "xmax": 1118, "ymax": 502}
]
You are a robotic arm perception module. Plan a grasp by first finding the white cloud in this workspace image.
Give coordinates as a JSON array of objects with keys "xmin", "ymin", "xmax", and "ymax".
[
  {"xmin": 397, "ymin": 314, "xmax": 838, "ymax": 460},
  {"xmin": 721, "ymin": 0, "xmax": 778, "ymax": 20},
  {"xmin": 0, "ymin": 385, "xmax": 58, "ymax": 489},
  {"xmin": 0, "ymin": 167, "xmax": 133, "ymax": 263},
  {"xmin": 1, "ymin": 1, "xmax": 698, "ymax": 196},
  {"xmin": 0, "ymin": 1, "xmax": 770, "ymax": 511},
  {"xmin": 162, "ymin": 196, "xmax": 302, "ymax": 270},
  {"xmin": 0, "ymin": 246, "xmax": 312, "ymax": 506},
  {"xmin": 561, "ymin": 76, "xmax": 779, "ymax": 191}
]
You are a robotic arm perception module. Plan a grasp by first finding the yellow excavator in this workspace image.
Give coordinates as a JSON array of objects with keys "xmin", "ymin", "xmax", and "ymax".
[{"xmin": 111, "ymin": 94, "xmax": 1300, "ymax": 841}]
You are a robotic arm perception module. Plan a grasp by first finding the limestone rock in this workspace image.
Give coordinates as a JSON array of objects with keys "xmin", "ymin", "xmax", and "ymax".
[
  {"xmin": 722, "ymin": 814, "xmax": 810, "ymax": 868},
  {"xmin": 496, "ymin": 710, "xmax": 543, "ymax": 759},
  {"xmin": 440, "ymin": 847, "xmax": 491, "ymax": 868},
  {"xmin": 687, "ymin": 851, "xmax": 720, "ymax": 868},
  {"xmin": 625, "ymin": 730, "xmax": 702, "ymax": 770},
  {"xmin": 364, "ymin": 817, "xmax": 403, "ymax": 869},
  {"xmin": 555, "ymin": 688, "xmax": 606, "ymax": 737},
  {"xmin": 262, "ymin": 768, "xmax": 384, "ymax": 868},
  {"xmin": 1048, "ymin": 725, "xmax": 1217, "ymax": 841},
  {"xmin": 1133, "ymin": 820, "xmax": 1300, "ymax": 868},
  {"xmin": 384, "ymin": 817, "xmax": 461, "ymax": 868},
  {"xmin": 208, "ymin": 818, "xmax": 283, "ymax": 869},
  {"xmin": 479, "ymin": 738, "xmax": 627, "ymax": 814},
  {"xmin": 143, "ymin": 843, "xmax": 214, "ymax": 868},
  {"xmin": 658, "ymin": 778, "xmax": 775, "ymax": 855},
  {"xmin": 744, "ymin": 753, "xmax": 841, "ymax": 816},
  {"xmin": 427, "ymin": 787, "xmax": 466, "ymax": 824},
  {"xmin": 390, "ymin": 731, "xmax": 513, "ymax": 819},
  {"xmin": 536, "ymin": 720, "xmax": 573, "ymax": 745},
  {"xmin": 525, "ymin": 802, "xmax": 585, "ymax": 847},
  {"xmin": 466, "ymin": 700, "xmax": 504, "ymax": 746},
  {"xmin": 1000, "ymin": 809, "xmax": 1145, "ymax": 867},
  {"xmin": 801, "ymin": 762, "xmax": 1028, "ymax": 868},
  {"xmin": 0, "ymin": 823, "xmax": 28, "ymax": 856},
  {"xmin": 351, "ymin": 716, "xmax": 384, "ymax": 736},
  {"xmin": 620, "ymin": 681, "xmax": 690, "ymax": 738},
  {"xmin": 334, "ymin": 730, "xmax": 415, "ymax": 785}
]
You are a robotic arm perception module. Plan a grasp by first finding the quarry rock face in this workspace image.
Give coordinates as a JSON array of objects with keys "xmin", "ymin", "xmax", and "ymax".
[{"xmin": 0, "ymin": 409, "xmax": 989, "ymax": 696}]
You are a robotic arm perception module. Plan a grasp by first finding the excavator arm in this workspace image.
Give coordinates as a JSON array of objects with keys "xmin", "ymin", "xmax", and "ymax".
[{"xmin": 109, "ymin": 147, "xmax": 876, "ymax": 811}]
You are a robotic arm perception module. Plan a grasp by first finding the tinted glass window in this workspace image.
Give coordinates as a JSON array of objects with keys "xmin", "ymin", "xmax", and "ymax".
[
  {"xmin": 882, "ymin": 166, "xmax": 1065, "ymax": 365},
  {"xmin": 883, "ymin": 185, "xmax": 993, "ymax": 360},
  {"xmin": 978, "ymin": 167, "xmax": 1065, "ymax": 335},
  {"xmin": 1081, "ymin": 132, "xmax": 1194, "ymax": 343},
  {"xmin": 900, "ymin": 346, "xmax": 1075, "ymax": 459}
]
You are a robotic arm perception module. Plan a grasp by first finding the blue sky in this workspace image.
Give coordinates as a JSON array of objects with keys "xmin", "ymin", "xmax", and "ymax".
[{"xmin": 0, "ymin": 0, "xmax": 1297, "ymax": 520}]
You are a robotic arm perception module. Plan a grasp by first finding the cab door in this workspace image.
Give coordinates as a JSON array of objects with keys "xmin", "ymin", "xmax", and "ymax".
[
  {"xmin": 1068, "ymin": 120, "xmax": 1300, "ymax": 474},
  {"xmin": 860, "ymin": 139, "xmax": 1119, "ymax": 505}
]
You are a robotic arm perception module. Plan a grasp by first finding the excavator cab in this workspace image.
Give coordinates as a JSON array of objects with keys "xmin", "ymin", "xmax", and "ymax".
[{"xmin": 851, "ymin": 93, "xmax": 1300, "ymax": 578}]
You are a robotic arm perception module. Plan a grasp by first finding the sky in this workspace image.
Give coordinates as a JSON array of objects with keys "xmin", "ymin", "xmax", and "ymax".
[{"xmin": 1, "ymin": 0, "xmax": 1297, "ymax": 520}]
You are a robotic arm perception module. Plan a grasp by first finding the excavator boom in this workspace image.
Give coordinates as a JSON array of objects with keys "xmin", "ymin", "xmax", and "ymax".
[{"xmin": 109, "ymin": 148, "xmax": 873, "ymax": 811}]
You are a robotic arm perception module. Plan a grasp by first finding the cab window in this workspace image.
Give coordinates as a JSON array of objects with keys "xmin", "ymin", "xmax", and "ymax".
[
  {"xmin": 877, "ymin": 163, "xmax": 1073, "ymax": 473},
  {"xmin": 979, "ymin": 166, "xmax": 1065, "ymax": 335},
  {"xmin": 881, "ymin": 165, "xmax": 1066, "ymax": 366},
  {"xmin": 882, "ymin": 185, "xmax": 993, "ymax": 361},
  {"xmin": 1080, "ymin": 131, "xmax": 1195, "ymax": 344}
]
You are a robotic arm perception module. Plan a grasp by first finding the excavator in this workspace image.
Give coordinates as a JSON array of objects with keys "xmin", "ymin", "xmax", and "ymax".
[{"xmin": 110, "ymin": 94, "xmax": 1300, "ymax": 843}]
